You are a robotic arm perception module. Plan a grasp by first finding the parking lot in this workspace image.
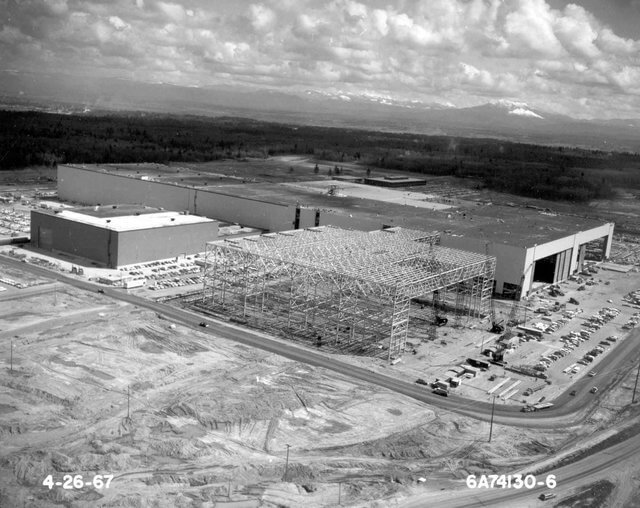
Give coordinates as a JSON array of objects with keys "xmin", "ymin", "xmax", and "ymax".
[
  {"xmin": 0, "ymin": 208, "xmax": 30, "ymax": 237},
  {"xmin": 362, "ymin": 260, "xmax": 640, "ymax": 407},
  {"xmin": 118, "ymin": 256, "xmax": 204, "ymax": 292}
]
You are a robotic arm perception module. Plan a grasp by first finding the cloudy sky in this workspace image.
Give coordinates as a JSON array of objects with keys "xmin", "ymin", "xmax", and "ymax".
[{"xmin": 1, "ymin": 0, "xmax": 639, "ymax": 119}]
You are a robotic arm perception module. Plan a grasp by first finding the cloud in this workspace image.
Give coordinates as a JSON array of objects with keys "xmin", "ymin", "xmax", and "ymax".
[
  {"xmin": 503, "ymin": 0, "xmax": 564, "ymax": 57},
  {"xmin": 44, "ymin": 0, "xmax": 69, "ymax": 17},
  {"xmin": 597, "ymin": 28, "xmax": 639, "ymax": 55},
  {"xmin": 0, "ymin": 0, "xmax": 639, "ymax": 119},
  {"xmin": 249, "ymin": 3, "xmax": 276, "ymax": 32},
  {"xmin": 109, "ymin": 16, "xmax": 130, "ymax": 31},
  {"xmin": 0, "ymin": 25, "xmax": 31, "ymax": 45},
  {"xmin": 157, "ymin": 2, "xmax": 187, "ymax": 23},
  {"xmin": 554, "ymin": 4, "xmax": 600, "ymax": 59}
]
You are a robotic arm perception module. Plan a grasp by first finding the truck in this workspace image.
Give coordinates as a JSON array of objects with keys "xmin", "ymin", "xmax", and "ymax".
[
  {"xmin": 532, "ymin": 402, "xmax": 554, "ymax": 411},
  {"xmin": 467, "ymin": 358, "xmax": 490, "ymax": 370}
]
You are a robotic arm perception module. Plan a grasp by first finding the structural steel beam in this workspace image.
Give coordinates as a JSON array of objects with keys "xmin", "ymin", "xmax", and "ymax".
[{"xmin": 202, "ymin": 227, "xmax": 495, "ymax": 359}]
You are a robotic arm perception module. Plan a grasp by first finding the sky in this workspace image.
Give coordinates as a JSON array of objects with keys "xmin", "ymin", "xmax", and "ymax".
[{"xmin": 1, "ymin": 0, "xmax": 639, "ymax": 119}]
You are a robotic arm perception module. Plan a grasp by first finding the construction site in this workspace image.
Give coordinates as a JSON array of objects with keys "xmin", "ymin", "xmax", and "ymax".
[
  {"xmin": 3, "ymin": 158, "xmax": 640, "ymax": 507},
  {"xmin": 199, "ymin": 226, "xmax": 494, "ymax": 360}
]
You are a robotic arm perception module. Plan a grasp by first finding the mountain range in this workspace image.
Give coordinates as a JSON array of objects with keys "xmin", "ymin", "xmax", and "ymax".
[{"xmin": 1, "ymin": 70, "xmax": 638, "ymax": 153}]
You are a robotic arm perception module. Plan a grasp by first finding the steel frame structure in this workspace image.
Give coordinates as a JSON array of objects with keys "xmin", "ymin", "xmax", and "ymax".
[{"xmin": 201, "ymin": 226, "xmax": 495, "ymax": 360}]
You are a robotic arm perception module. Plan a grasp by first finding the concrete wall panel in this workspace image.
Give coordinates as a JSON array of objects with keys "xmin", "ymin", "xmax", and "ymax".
[
  {"xmin": 31, "ymin": 211, "xmax": 115, "ymax": 266},
  {"xmin": 116, "ymin": 222, "xmax": 218, "ymax": 266},
  {"xmin": 440, "ymin": 235, "xmax": 526, "ymax": 295},
  {"xmin": 193, "ymin": 190, "xmax": 293, "ymax": 231},
  {"xmin": 299, "ymin": 208, "xmax": 319, "ymax": 229},
  {"xmin": 318, "ymin": 211, "xmax": 382, "ymax": 231},
  {"xmin": 59, "ymin": 166, "xmax": 295, "ymax": 231},
  {"xmin": 58, "ymin": 166, "xmax": 193, "ymax": 211}
]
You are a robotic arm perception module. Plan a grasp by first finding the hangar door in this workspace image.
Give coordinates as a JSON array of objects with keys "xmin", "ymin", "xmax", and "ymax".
[
  {"xmin": 36, "ymin": 226, "xmax": 53, "ymax": 250},
  {"xmin": 533, "ymin": 248, "xmax": 573, "ymax": 284}
]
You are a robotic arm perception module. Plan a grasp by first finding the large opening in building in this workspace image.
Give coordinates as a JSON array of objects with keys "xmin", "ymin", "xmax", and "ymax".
[
  {"xmin": 533, "ymin": 254, "xmax": 557, "ymax": 284},
  {"xmin": 584, "ymin": 237, "xmax": 607, "ymax": 262}
]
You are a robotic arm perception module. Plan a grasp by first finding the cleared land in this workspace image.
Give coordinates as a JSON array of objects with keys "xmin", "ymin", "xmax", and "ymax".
[
  {"xmin": 3, "ymin": 159, "xmax": 640, "ymax": 506},
  {"xmin": 2, "ymin": 266, "xmax": 640, "ymax": 507}
]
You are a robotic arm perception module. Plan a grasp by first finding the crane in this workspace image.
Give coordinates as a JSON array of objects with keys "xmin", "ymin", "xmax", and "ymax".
[
  {"xmin": 484, "ymin": 241, "xmax": 504, "ymax": 334},
  {"xmin": 492, "ymin": 274, "xmax": 525, "ymax": 364}
]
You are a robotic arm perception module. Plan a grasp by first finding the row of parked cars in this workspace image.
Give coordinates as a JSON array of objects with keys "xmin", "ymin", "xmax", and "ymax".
[
  {"xmin": 119, "ymin": 257, "xmax": 204, "ymax": 290},
  {"xmin": 563, "ymin": 336, "xmax": 618, "ymax": 375},
  {"xmin": 622, "ymin": 312, "xmax": 640, "ymax": 330},
  {"xmin": 150, "ymin": 275, "xmax": 204, "ymax": 290},
  {"xmin": 587, "ymin": 307, "xmax": 621, "ymax": 327},
  {"xmin": 535, "ymin": 348, "xmax": 570, "ymax": 372},
  {"xmin": 560, "ymin": 306, "xmax": 620, "ymax": 345}
]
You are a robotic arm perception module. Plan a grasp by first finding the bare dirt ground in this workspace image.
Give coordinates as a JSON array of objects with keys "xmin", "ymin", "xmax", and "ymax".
[
  {"xmin": 392, "ymin": 366, "xmax": 640, "ymax": 508},
  {"xmin": 0, "ymin": 279, "xmax": 615, "ymax": 508},
  {"xmin": 3, "ymin": 164, "xmax": 640, "ymax": 506},
  {"xmin": 282, "ymin": 180, "xmax": 454, "ymax": 211}
]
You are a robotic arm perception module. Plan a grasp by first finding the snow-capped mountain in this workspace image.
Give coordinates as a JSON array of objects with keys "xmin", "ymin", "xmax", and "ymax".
[
  {"xmin": 488, "ymin": 99, "xmax": 545, "ymax": 119},
  {"xmin": 303, "ymin": 89, "xmax": 455, "ymax": 110},
  {"xmin": 1, "ymin": 70, "xmax": 639, "ymax": 152}
]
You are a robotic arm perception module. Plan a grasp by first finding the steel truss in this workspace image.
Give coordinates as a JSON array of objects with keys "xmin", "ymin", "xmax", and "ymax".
[{"xmin": 201, "ymin": 226, "xmax": 495, "ymax": 360}]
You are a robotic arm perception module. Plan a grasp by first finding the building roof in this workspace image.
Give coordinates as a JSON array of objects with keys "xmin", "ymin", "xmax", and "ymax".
[
  {"xmin": 36, "ymin": 205, "xmax": 215, "ymax": 232},
  {"xmin": 62, "ymin": 165, "xmax": 609, "ymax": 248},
  {"xmin": 436, "ymin": 208, "xmax": 609, "ymax": 248},
  {"xmin": 73, "ymin": 204, "xmax": 162, "ymax": 219},
  {"xmin": 364, "ymin": 176, "xmax": 427, "ymax": 184}
]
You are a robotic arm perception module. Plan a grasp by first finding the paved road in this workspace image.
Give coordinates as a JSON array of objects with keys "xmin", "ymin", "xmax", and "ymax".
[
  {"xmin": 400, "ymin": 424, "xmax": 640, "ymax": 507},
  {"xmin": 1, "ymin": 254, "xmax": 639, "ymax": 429},
  {"xmin": 0, "ymin": 281, "xmax": 61, "ymax": 302}
]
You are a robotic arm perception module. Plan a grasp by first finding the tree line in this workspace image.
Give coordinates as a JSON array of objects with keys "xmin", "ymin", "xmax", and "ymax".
[{"xmin": 1, "ymin": 110, "xmax": 638, "ymax": 202}]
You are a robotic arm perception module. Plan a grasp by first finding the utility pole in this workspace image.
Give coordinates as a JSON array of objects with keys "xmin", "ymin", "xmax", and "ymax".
[
  {"xmin": 633, "ymin": 361, "xmax": 640, "ymax": 404},
  {"xmin": 127, "ymin": 385, "xmax": 130, "ymax": 420},
  {"xmin": 488, "ymin": 395, "xmax": 496, "ymax": 442},
  {"xmin": 10, "ymin": 337, "xmax": 13, "ymax": 373},
  {"xmin": 338, "ymin": 482, "xmax": 342, "ymax": 505},
  {"xmin": 283, "ymin": 444, "xmax": 291, "ymax": 481}
]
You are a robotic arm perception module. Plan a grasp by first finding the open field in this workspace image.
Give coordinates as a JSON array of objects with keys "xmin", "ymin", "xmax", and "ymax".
[
  {"xmin": 0, "ymin": 278, "xmax": 593, "ymax": 508},
  {"xmin": 2, "ymin": 157, "xmax": 640, "ymax": 506},
  {"xmin": 5, "ymin": 267, "xmax": 640, "ymax": 507}
]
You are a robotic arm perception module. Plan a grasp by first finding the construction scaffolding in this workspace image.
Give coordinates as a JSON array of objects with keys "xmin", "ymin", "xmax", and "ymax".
[{"xmin": 200, "ymin": 226, "xmax": 495, "ymax": 360}]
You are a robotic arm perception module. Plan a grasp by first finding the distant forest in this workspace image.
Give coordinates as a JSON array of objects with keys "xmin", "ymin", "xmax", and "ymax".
[{"xmin": 2, "ymin": 110, "xmax": 640, "ymax": 202}]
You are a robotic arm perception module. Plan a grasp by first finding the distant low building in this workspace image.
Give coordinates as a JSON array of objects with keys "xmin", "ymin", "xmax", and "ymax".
[{"xmin": 363, "ymin": 176, "xmax": 427, "ymax": 187}]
